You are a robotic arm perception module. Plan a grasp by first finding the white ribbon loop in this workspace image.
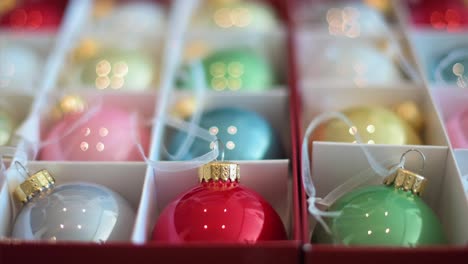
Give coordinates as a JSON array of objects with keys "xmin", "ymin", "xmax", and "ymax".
[{"xmin": 302, "ymin": 111, "xmax": 407, "ymax": 234}]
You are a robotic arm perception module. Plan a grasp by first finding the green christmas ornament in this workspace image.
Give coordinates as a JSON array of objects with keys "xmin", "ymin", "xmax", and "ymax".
[
  {"xmin": 312, "ymin": 160, "xmax": 446, "ymax": 246},
  {"xmin": 79, "ymin": 49, "xmax": 155, "ymax": 91},
  {"xmin": 177, "ymin": 48, "xmax": 274, "ymax": 91}
]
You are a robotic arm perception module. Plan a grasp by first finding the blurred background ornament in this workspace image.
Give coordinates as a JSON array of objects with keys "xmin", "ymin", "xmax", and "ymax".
[
  {"xmin": 13, "ymin": 168, "xmax": 135, "ymax": 242},
  {"xmin": 40, "ymin": 105, "xmax": 150, "ymax": 161},
  {"xmin": 303, "ymin": 41, "xmax": 402, "ymax": 86},
  {"xmin": 168, "ymin": 107, "xmax": 283, "ymax": 160},
  {"xmin": 152, "ymin": 161, "xmax": 287, "ymax": 242},
  {"xmin": 90, "ymin": 0, "xmax": 165, "ymax": 38},
  {"xmin": 0, "ymin": 0, "xmax": 67, "ymax": 31},
  {"xmin": 191, "ymin": 0, "xmax": 279, "ymax": 32},
  {"xmin": 177, "ymin": 48, "xmax": 275, "ymax": 91},
  {"xmin": 407, "ymin": 0, "xmax": 468, "ymax": 31},
  {"xmin": 75, "ymin": 48, "xmax": 156, "ymax": 91},
  {"xmin": 433, "ymin": 47, "xmax": 468, "ymax": 88},
  {"xmin": 445, "ymin": 107, "xmax": 468, "ymax": 148},
  {"xmin": 311, "ymin": 106, "xmax": 422, "ymax": 145},
  {"xmin": 0, "ymin": 44, "xmax": 40, "ymax": 93}
]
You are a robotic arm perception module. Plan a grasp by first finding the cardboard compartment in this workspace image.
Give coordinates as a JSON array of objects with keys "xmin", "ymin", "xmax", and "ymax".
[
  {"xmin": 0, "ymin": 162, "xmax": 147, "ymax": 240},
  {"xmin": 454, "ymin": 149, "xmax": 468, "ymax": 193},
  {"xmin": 299, "ymin": 86, "xmax": 447, "ymax": 146},
  {"xmin": 26, "ymin": 91, "xmax": 159, "ymax": 163}
]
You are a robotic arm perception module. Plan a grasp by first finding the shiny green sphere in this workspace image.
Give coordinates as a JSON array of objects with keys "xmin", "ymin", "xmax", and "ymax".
[
  {"xmin": 80, "ymin": 49, "xmax": 155, "ymax": 91},
  {"xmin": 178, "ymin": 48, "xmax": 275, "ymax": 91},
  {"xmin": 312, "ymin": 185, "xmax": 446, "ymax": 246}
]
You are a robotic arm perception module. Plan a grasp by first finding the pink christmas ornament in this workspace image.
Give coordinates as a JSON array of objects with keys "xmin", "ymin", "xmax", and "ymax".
[
  {"xmin": 40, "ymin": 106, "xmax": 150, "ymax": 161},
  {"xmin": 445, "ymin": 108, "xmax": 468, "ymax": 149}
]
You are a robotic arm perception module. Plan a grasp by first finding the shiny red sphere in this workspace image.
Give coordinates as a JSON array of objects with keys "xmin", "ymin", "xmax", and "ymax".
[
  {"xmin": 0, "ymin": 0, "xmax": 67, "ymax": 31},
  {"xmin": 152, "ymin": 180, "xmax": 287, "ymax": 243}
]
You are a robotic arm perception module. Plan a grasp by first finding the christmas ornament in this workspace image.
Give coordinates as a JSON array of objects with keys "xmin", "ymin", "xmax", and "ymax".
[
  {"xmin": 0, "ymin": 0, "xmax": 66, "ymax": 30},
  {"xmin": 77, "ymin": 48, "xmax": 155, "ymax": 91},
  {"xmin": 192, "ymin": 0, "xmax": 278, "ymax": 32},
  {"xmin": 152, "ymin": 161, "xmax": 287, "ymax": 242},
  {"xmin": 303, "ymin": 41, "xmax": 401, "ymax": 85},
  {"xmin": 407, "ymin": 0, "xmax": 468, "ymax": 30},
  {"xmin": 12, "ymin": 168, "xmax": 135, "ymax": 242},
  {"xmin": 51, "ymin": 94, "xmax": 87, "ymax": 121},
  {"xmin": 296, "ymin": 1, "xmax": 387, "ymax": 37},
  {"xmin": 90, "ymin": 1, "xmax": 165, "ymax": 37},
  {"xmin": 0, "ymin": 44, "xmax": 40, "ymax": 92},
  {"xmin": 0, "ymin": 108, "xmax": 15, "ymax": 145},
  {"xmin": 433, "ymin": 48, "xmax": 468, "ymax": 88},
  {"xmin": 312, "ymin": 106, "xmax": 422, "ymax": 145},
  {"xmin": 168, "ymin": 107, "xmax": 282, "ymax": 160},
  {"xmin": 445, "ymin": 107, "xmax": 468, "ymax": 148},
  {"xmin": 392, "ymin": 101, "xmax": 425, "ymax": 133},
  {"xmin": 312, "ymin": 158, "xmax": 446, "ymax": 246},
  {"xmin": 40, "ymin": 105, "xmax": 150, "ymax": 161},
  {"xmin": 177, "ymin": 48, "xmax": 274, "ymax": 91}
]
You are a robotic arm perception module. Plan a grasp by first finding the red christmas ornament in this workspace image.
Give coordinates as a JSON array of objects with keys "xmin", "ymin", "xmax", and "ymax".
[
  {"xmin": 152, "ymin": 161, "xmax": 287, "ymax": 243},
  {"xmin": 407, "ymin": 0, "xmax": 468, "ymax": 31},
  {"xmin": 0, "ymin": 0, "xmax": 67, "ymax": 31}
]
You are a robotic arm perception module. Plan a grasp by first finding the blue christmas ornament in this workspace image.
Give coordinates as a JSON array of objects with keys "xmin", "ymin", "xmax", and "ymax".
[
  {"xmin": 168, "ymin": 107, "xmax": 283, "ymax": 160},
  {"xmin": 433, "ymin": 48, "xmax": 468, "ymax": 87}
]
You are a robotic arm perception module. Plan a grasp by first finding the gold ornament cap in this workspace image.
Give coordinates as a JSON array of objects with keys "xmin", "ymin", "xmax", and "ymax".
[
  {"xmin": 14, "ymin": 170, "xmax": 56, "ymax": 204},
  {"xmin": 198, "ymin": 161, "xmax": 240, "ymax": 182},
  {"xmin": 51, "ymin": 95, "xmax": 87, "ymax": 120},
  {"xmin": 383, "ymin": 168, "xmax": 427, "ymax": 196}
]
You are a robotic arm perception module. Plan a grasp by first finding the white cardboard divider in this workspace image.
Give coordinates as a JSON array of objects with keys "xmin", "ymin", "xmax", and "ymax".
[
  {"xmin": 131, "ymin": 160, "xmax": 292, "ymax": 243},
  {"xmin": 299, "ymin": 86, "xmax": 448, "ymax": 146},
  {"xmin": 454, "ymin": 150, "xmax": 468, "ymax": 193},
  {"xmin": 308, "ymin": 142, "xmax": 468, "ymax": 245},
  {"xmin": 0, "ymin": 162, "xmax": 147, "ymax": 241}
]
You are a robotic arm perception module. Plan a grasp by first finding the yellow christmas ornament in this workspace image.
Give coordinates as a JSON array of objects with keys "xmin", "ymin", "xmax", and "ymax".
[{"xmin": 312, "ymin": 106, "xmax": 422, "ymax": 145}]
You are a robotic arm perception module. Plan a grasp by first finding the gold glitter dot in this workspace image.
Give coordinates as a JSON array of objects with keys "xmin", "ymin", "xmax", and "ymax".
[
  {"xmin": 95, "ymin": 76, "xmax": 110, "ymax": 89},
  {"xmin": 366, "ymin": 125, "xmax": 375, "ymax": 134},
  {"xmin": 95, "ymin": 60, "xmax": 111, "ymax": 76},
  {"xmin": 214, "ymin": 8, "xmax": 233, "ymax": 28},
  {"xmin": 348, "ymin": 126, "xmax": 357, "ymax": 136},
  {"xmin": 209, "ymin": 126, "xmax": 219, "ymax": 135},
  {"xmin": 209, "ymin": 62, "xmax": 226, "ymax": 77},
  {"xmin": 227, "ymin": 61, "xmax": 244, "ymax": 77},
  {"xmin": 453, "ymin": 63, "xmax": 465, "ymax": 76},
  {"xmin": 226, "ymin": 141, "xmax": 235, "ymax": 150},
  {"xmin": 211, "ymin": 77, "xmax": 227, "ymax": 91},
  {"xmin": 228, "ymin": 77, "xmax": 242, "ymax": 90},
  {"xmin": 227, "ymin": 126, "xmax": 237, "ymax": 135},
  {"xmin": 80, "ymin": 142, "xmax": 89, "ymax": 151},
  {"xmin": 96, "ymin": 142, "xmax": 105, "ymax": 152},
  {"xmin": 99, "ymin": 127, "xmax": 109, "ymax": 137},
  {"xmin": 84, "ymin": 127, "xmax": 91, "ymax": 136},
  {"xmin": 110, "ymin": 75, "xmax": 125, "ymax": 89},
  {"xmin": 113, "ymin": 61, "xmax": 129, "ymax": 77},
  {"xmin": 232, "ymin": 7, "xmax": 251, "ymax": 27}
]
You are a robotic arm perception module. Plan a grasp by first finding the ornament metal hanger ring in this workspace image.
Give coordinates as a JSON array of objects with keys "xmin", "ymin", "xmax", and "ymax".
[
  {"xmin": 399, "ymin": 148, "xmax": 426, "ymax": 173},
  {"xmin": 213, "ymin": 138, "xmax": 225, "ymax": 162},
  {"xmin": 14, "ymin": 161, "xmax": 31, "ymax": 180}
]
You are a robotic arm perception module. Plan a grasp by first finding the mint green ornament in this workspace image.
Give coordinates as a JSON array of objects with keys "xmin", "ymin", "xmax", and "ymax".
[
  {"xmin": 80, "ymin": 49, "xmax": 155, "ymax": 91},
  {"xmin": 177, "ymin": 48, "xmax": 274, "ymax": 91},
  {"xmin": 312, "ymin": 168, "xmax": 446, "ymax": 246}
]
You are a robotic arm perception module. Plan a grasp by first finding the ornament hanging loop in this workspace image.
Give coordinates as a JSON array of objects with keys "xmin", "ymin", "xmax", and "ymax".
[
  {"xmin": 14, "ymin": 161, "xmax": 30, "ymax": 180},
  {"xmin": 399, "ymin": 148, "xmax": 426, "ymax": 173},
  {"xmin": 213, "ymin": 138, "xmax": 225, "ymax": 162}
]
